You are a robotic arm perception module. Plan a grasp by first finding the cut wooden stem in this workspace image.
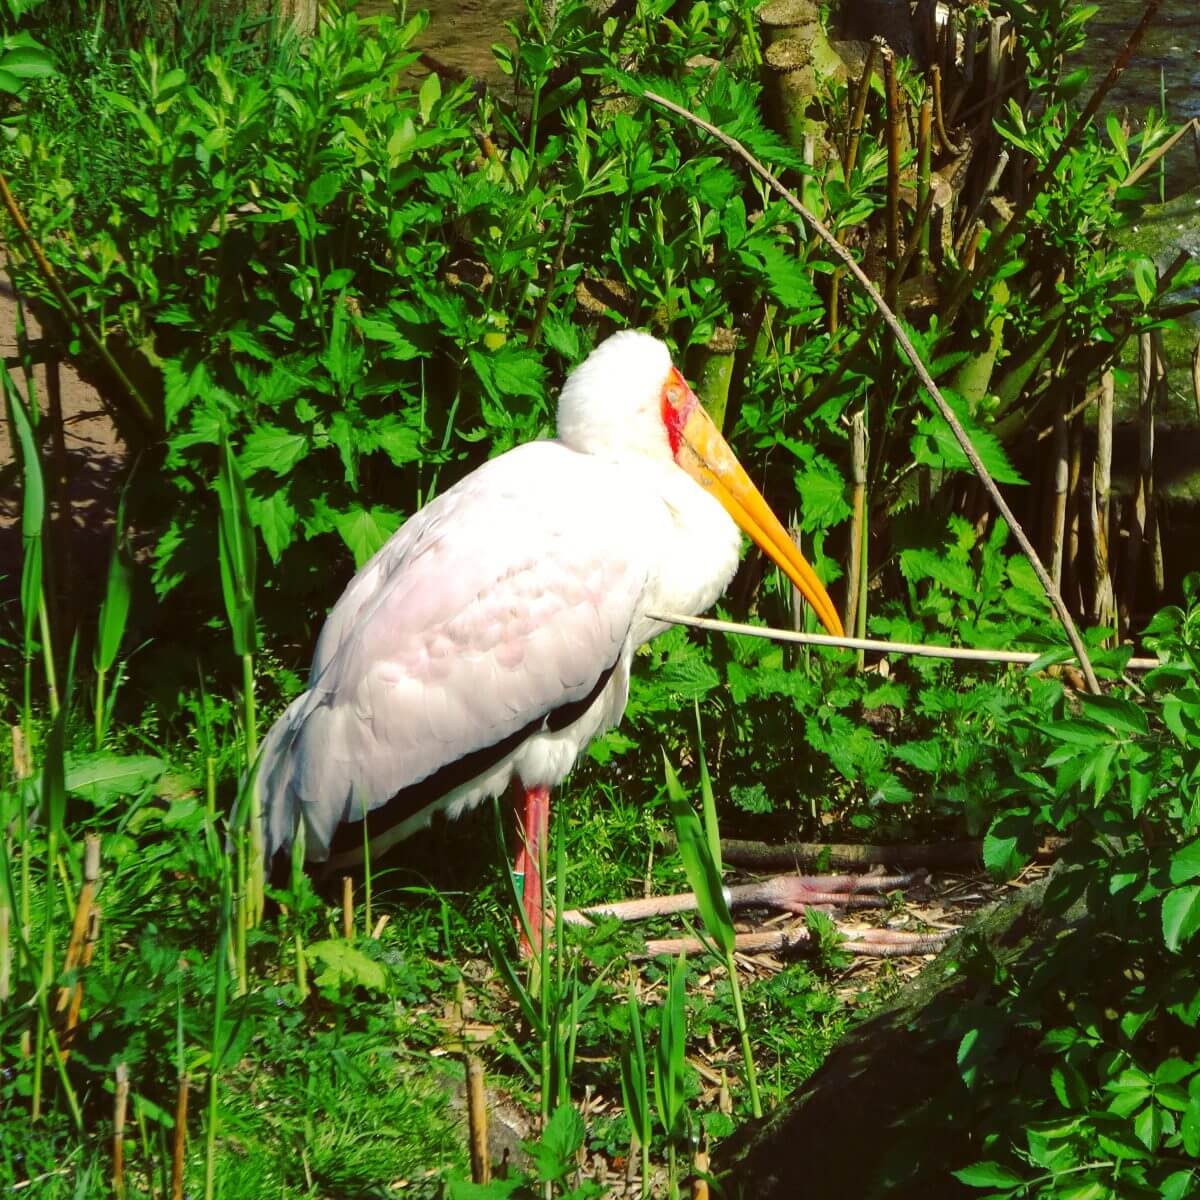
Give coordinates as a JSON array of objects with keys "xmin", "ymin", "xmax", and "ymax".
[
  {"xmin": 452, "ymin": 980, "xmax": 491, "ymax": 1185},
  {"xmin": 341, "ymin": 876, "xmax": 354, "ymax": 941},
  {"xmin": 114, "ymin": 1063, "xmax": 129, "ymax": 1200},
  {"xmin": 171, "ymin": 1073, "xmax": 189, "ymax": 1200}
]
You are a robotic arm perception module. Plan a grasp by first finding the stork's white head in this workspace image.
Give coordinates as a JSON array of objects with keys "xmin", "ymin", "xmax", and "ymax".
[
  {"xmin": 556, "ymin": 331, "xmax": 680, "ymax": 462},
  {"xmin": 554, "ymin": 328, "xmax": 847, "ymax": 638}
]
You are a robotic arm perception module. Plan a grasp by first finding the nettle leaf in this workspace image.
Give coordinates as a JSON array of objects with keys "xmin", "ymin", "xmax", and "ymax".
[
  {"xmin": 240, "ymin": 426, "xmax": 309, "ymax": 476},
  {"xmin": 306, "ymin": 939, "xmax": 388, "ymax": 993},
  {"xmin": 655, "ymin": 654, "xmax": 720, "ymax": 700},
  {"xmin": 900, "ymin": 548, "xmax": 977, "ymax": 599},
  {"xmin": 794, "ymin": 456, "xmax": 850, "ymax": 530},
  {"xmin": 524, "ymin": 1103, "xmax": 585, "ymax": 1184},
  {"xmin": 745, "ymin": 242, "xmax": 821, "ymax": 315},
  {"xmin": 912, "ymin": 390, "xmax": 1025, "ymax": 486},
  {"xmin": 335, "ymin": 505, "xmax": 402, "ymax": 569},
  {"xmin": 892, "ymin": 739, "xmax": 942, "ymax": 774},
  {"xmin": 248, "ymin": 487, "xmax": 298, "ymax": 563},
  {"xmin": 373, "ymin": 414, "xmax": 424, "ymax": 466},
  {"xmin": 1162, "ymin": 886, "xmax": 1200, "ymax": 952}
]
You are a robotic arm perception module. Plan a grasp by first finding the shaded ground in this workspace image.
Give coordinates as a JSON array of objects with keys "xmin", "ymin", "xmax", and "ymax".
[{"xmin": 0, "ymin": 276, "xmax": 125, "ymax": 629}]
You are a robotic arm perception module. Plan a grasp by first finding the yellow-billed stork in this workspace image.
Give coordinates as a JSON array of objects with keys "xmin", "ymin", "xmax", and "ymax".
[{"xmin": 257, "ymin": 331, "xmax": 843, "ymax": 948}]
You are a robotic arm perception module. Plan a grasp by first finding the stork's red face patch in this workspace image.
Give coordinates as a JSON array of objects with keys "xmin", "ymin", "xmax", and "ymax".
[{"xmin": 660, "ymin": 367, "xmax": 698, "ymax": 459}]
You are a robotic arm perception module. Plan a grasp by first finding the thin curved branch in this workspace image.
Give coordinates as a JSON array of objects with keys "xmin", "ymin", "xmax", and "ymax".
[{"xmin": 642, "ymin": 89, "xmax": 1101, "ymax": 694}]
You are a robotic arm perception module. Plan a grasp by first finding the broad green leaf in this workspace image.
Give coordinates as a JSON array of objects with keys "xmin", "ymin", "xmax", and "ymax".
[
  {"xmin": 663, "ymin": 756, "xmax": 733, "ymax": 956},
  {"xmin": 418, "ymin": 71, "xmax": 441, "ymax": 122},
  {"xmin": 1162, "ymin": 886, "xmax": 1200, "ymax": 952},
  {"xmin": 66, "ymin": 753, "xmax": 165, "ymax": 802},
  {"xmin": 335, "ymin": 505, "xmax": 402, "ymax": 569},
  {"xmin": 305, "ymin": 939, "xmax": 388, "ymax": 993},
  {"xmin": 1169, "ymin": 840, "xmax": 1200, "ymax": 885},
  {"xmin": 912, "ymin": 389, "xmax": 1025, "ymax": 485},
  {"xmin": 96, "ymin": 485, "xmax": 135, "ymax": 672},
  {"xmin": 216, "ymin": 427, "xmax": 258, "ymax": 656},
  {"xmin": 1078, "ymin": 694, "xmax": 1148, "ymax": 736},
  {"xmin": 952, "ymin": 1161, "xmax": 1023, "ymax": 1188},
  {"xmin": 247, "ymin": 487, "xmax": 297, "ymax": 563},
  {"xmin": 618, "ymin": 984, "xmax": 652, "ymax": 1144},
  {"xmin": 524, "ymin": 1103, "xmax": 584, "ymax": 1184},
  {"xmin": 239, "ymin": 427, "xmax": 309, "ymax": 477}
]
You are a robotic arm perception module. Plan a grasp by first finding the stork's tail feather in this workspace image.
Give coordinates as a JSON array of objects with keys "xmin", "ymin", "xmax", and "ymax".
[{"xmin": 256, "ymin": 692, "xmax": 311, "ymax": 864}]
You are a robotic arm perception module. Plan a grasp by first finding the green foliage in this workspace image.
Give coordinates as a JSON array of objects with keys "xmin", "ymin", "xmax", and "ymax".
[{"xmin": 3, "ymin": 2, "xmax": 1200, "ymax": 1197}]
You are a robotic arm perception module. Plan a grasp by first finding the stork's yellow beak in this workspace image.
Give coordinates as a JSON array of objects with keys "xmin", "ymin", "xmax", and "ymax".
[{"xmin": 666, "ymin": 373, "xmax": 844, "ymax": 637}]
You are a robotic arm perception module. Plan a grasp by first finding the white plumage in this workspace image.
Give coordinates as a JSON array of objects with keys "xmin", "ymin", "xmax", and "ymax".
[{"xmin": 257, "ymin": 331, "xmax": 841, "ymax": 930}]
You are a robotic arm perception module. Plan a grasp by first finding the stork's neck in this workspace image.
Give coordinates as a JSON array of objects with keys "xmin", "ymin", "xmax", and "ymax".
[{"xmin": 631, "ymin": 461, "xmax": 743, "ymax": 648}]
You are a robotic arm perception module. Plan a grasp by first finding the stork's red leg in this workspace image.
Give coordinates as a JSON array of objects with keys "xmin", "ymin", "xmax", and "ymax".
[{"xmin": 512, "ymin": 782, "xmax": 551, "ymax": 955}]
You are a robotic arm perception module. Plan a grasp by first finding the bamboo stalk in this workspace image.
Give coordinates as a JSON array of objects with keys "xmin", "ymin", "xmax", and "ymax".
[
  {"xmin": 843, "ymin": 40, "xmax": 879, "ymax": 177},
  {"xmin": 1048, "ymin": 408, "xmax": 1068, "ymax": 589},
  {"xmin": 930, "ymin": 64, "xmax": 959, "ymax": 155},
  {"xmin": 1149, "ymin": 331, "xmax": 1166, "ymax": 600},
  {"xmin": 1121, "ymin": 333, "xmax": 1155, "ymax": 635},
  {"xmin": 114, "ymin": 1063, "xmax": 129, "ymax": 1200},
  {"xmin": 916, "ymin": 94, "xmax": 932, "ymax": 271},
  {"xmin": 1065, "ymin": 407, "xmax": 1084, "ymax": 613},
  {"xmin": 882, "ymin": 47, "xmax": 901, "ymax": 309},
  {"xmin": 171, "ymin": 1073, "xmax": 189, "ymax": 1200},
  {"xmin": 1092, "ymin": 370, "xmax": 1116, "ymax": 631},
  {"xmin": 843, "ymin": 409, "xmax": 867, "ymax": 638}
]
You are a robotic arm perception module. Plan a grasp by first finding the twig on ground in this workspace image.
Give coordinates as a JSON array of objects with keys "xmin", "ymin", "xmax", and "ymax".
[
  {"xmin": 664, "ymin": 835, "xmax": 1066, "ymax": 872},
  {"xmin": 640, "ymin": 926, "xmax": 953, "ymax": 960},
  {"xmin": 562, "ymin": 871, "xmax": 924, "ymax": 927}
]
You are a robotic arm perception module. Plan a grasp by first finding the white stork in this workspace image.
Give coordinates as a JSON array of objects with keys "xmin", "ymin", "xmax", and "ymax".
[{"xmin": 257, "ymin": 330, "xmax": 843, "ymax": 948}]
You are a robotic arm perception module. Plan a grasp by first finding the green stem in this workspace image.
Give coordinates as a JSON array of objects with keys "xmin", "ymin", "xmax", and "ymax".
[
  {"xmin": 37, "ymin": 595, "xmax": 58, "ymax": 718},
  {"xmin": 243, "ymin": 653, "xmax": 263, "ymax": 928},
  {"xmin": 95, "ymin": 665, "xmax": 106, "ymax": 750},
  {"xmin": 205, "ymin": 922, "xmax": 227, "ymax": 1200},
  {"xmin": 723, "ymin": 947, "xmax": 762, "ymax": 1118}
]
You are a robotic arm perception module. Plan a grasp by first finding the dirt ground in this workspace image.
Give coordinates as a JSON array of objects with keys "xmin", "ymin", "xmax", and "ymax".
[{"xmin": 0, "ymin": 278, "xmax": 126, "ymax": 616}]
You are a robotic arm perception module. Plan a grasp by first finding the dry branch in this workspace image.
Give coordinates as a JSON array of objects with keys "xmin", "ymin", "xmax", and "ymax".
[
  {"xmin": 649, "ymin": 611, "xmax": 1159, "ymax": 672},
  {"xmin": 643, "ymin": 90, "xmax": 1101, "ymax": 693}
]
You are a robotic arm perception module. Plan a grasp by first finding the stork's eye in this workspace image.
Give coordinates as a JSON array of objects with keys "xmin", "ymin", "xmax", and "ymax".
[{"xmin": 664, "ymin": 382, "xmax": 685, "ymax": 408}]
